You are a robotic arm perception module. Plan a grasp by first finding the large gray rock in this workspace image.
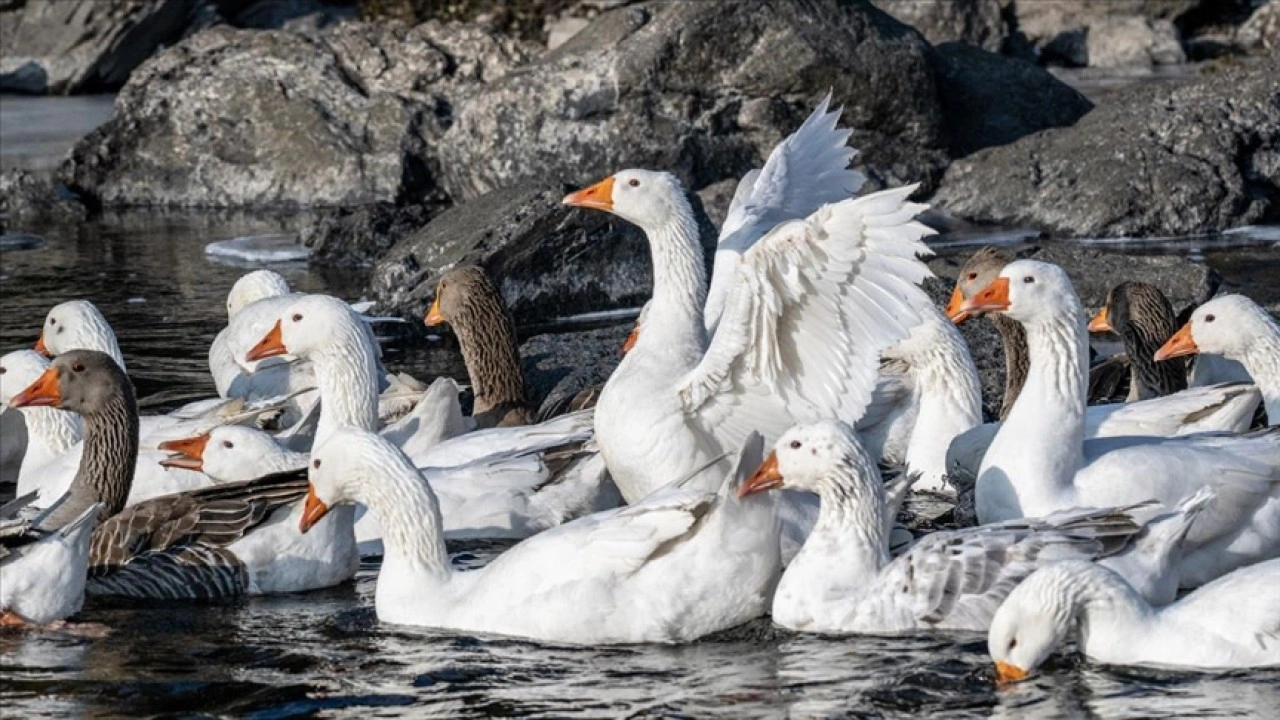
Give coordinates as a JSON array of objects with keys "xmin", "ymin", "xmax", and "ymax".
[
  {"xmin": 0, "ymin": 0, "xmax": 198, "ymax": 94},
  {"xmin": 930, "ymin": 42, "xmax": 1093, "ymax": 158},
  {"xmin": 1238, "ymin": 0, "xmax": 1280, "ymax": 52},
  {"xmin": 873, "ymin": 0, "xmax": 1008, "ymax": 51},
  {"xmin": 934, "ymin": 57, "xmax": 1280, "ymax": 238},
  {"xmin": 0, "ymin": 169, "xmax": 87, "ymax": 230},
  {"xmin": 61, "ymin": 20, "xmax": 529, "ymax": 208},
  {"xmin": 1083, "ymin": 15, "xmax": 1186, "ymax": 67},
  {"xmin": 1013, "ymin": 0, "xmax": 1199, "ymax": 65},
  {"xmin": 520, "ymin": 323, "xmax": 631, "ymax": 413},
  {"xmin": 435, "ymin": 0, "xmax": 950, "ymax": 201},
  {"xmin": 369, "ymin": 182, "xmax": 717, "ymax": 324}
]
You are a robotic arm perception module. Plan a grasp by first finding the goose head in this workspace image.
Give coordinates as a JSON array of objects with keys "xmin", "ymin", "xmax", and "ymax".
[
  {"xmin": 245, "ymin": 294, "xmax": 359, "ymax": 363},
  {"xmin": 1156, "ymin": 294, "xmax": 1269, "ymax": 362},
  {"xmin": 35, "ymin": 300, "xmax": 124, "ymax": 368},
  {"xmin": 563, "ymin": 169, "xmax": 687, "ymax": 229},
  {"xmin": 946, "ymin": 246, "xmax": 1014, "ymax": 323},
  {"xmin": 299, "ymin": 427, "xmax": 389, "ymax": 532},
  {"xmin": 9, "ymin": 349, "xmax": 132, "ymax": 416},
  {"xmin": 0, "ymin": 350, "xmax": 52, "ymax": 409},
  {"xmin": 423, "ymin": 265, "xmax": 502, "ymax": 328},
  {"xmin": 159, "ymin": 425, "xmax": 286, "ymax": 482},
  {"xmin": 227, "ymin": 270, "xmax": 291, "ymax": 320},
  {"xmin": 959, "ymin": 260, "xmax": 1077, "ymax": 326},
  {"xmin": 1088, "ymin": 281, "xmax": 1175, "ymax": 338},
  {"xmin": 739, "ymin": 420, "xmax": 866, "ymax": 497},
  {"xmin": 987, "ymin": 563, "xmax": 1079, "ymax": 685}
]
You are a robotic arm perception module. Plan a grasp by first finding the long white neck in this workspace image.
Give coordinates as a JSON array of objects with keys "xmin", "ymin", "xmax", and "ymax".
[
  {"xmin": 1240, "ymin": 322, "xmax": 1280, "ymax": 420},
  {"xmin": 902, "ymin": 316, "xmax": 983, "ymax": 488},
  {"xmin": 353, "ymin": 446, "xmax": 451, "ymax": 584},
  {"xmin": 632, "ymin": 199, "xmax": 708, "ymax": 361},
  {"xmin": 15, "ymin": 406, "xmax": 83, "ymax": 491},
  {"xmin": 797, "ymin": 463, "xmax": 891, "ymax": 583},
  {"xmin": 1049, "ymin": 563, "xmax": 1153, "ymax": 660},
  {"xmin": 982, "ymin": 303, "xmax": 1088, "ymax": 520},
  {"xmin": 309, "ymin": 324, "xmax": 381, "ymax": 446}
]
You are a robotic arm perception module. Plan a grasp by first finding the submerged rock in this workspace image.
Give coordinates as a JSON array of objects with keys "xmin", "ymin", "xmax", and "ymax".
[
  {"xmin": 369, "ymin": 182, "xmax": 717, "ymax": 324},
  {"xmin": 61, "ymin": 21, "xmax": 529, "ymax": 208},
  {"xmin": 934, "ymin": 56, "xmax": 1280, "ymax": 237}
]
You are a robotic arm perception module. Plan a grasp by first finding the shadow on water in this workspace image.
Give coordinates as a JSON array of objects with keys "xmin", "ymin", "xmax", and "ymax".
[{"xmin": 4, "ymin": 212, "xmax": 1280, "ymax": 717}]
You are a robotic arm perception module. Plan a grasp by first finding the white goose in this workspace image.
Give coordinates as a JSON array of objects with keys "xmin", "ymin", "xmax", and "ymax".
[
  {"xmin": 960, "ymin": 260, "xmax": 1280, "ymax": 586},
  {"xmin": 1, "ymin": 495, "xmax": 102, "ymax": 626},
  {"xmin": 1157, "ymin": 293, "xmax": 1280, "ymax": 421},
  {"xmin": 563, "ymin": 173, "xmax": 934, "ymax": 507},
  {"xmin": 738, "ymin": 421, "xmax": 1148, "ymax": 634},
  {"xmin": 299, "ymin": 427, "xmax": 781, "ymax": 644},
  {"xmin": 989, "ymin": 558, "xmax": 1280, "ymax": 682},
  {"xmin": 243, "ymin": 295, "xmax": 615, "ymax": 547}
]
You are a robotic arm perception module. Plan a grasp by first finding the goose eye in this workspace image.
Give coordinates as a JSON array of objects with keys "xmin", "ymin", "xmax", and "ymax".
[
  {"xmin": 1204, "ymin": 314, "xmax": 1215, "ymax": 323},
  {"xmin": 789, "ymin": 440, "xmax": 802, "ymax": 450},
  {"xmin": 72, "ymin": 363, "xmax": 85, "ymax": 373},
  {"xmin": 1023, "ymin": 276, "xmax": 1035, "ymax": 284},
  {"xmin": 292, "ymin": 313, "xmax": 303, "ymax": 322},
  {"xmin": 49, "ymin": 318, "xmax": 57, "ymax": 325},
  {"xmin": 1009, "ymin": 638, "xmax": 1018, "ymax": 650},
  {"xmin": 628, "ymin": 178, "xmax": 640, "ymax": 187},
  {"xmin": 966, "ymin": 272, "xmax": 977, "ymax": 281},
  {"xmin": 223, "ymin": 441, "xmax": 234, "ymax": 449},
  {"xmin": 0, "ymin": 367, "xmax": 5, "ymax": 375},
  {"xmin": 312, "ymin": 459, "xmax": 321, "ymax": 469}
]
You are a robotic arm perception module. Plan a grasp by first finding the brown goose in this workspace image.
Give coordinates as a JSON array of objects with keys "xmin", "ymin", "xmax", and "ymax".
[
  {"xmin": 9, "ymin": 350, "xmax": 356, "ymax": 600},
  {"xmin": 425, "ymin": 266, "xmax": 534, "ymax": 428},
  {"xmin": 1088, "ymin": 281, "xmax": 1187, "ymax": 401}
]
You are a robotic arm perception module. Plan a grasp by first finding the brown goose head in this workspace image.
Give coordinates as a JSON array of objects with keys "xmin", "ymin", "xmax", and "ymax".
[{"xmin": 947, "ymin": 246, "xmax": 1016, "ymax": 324}]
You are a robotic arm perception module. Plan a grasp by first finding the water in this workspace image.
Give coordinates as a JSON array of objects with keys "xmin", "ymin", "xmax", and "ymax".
[{"xmin": 4, "ymin": 99, "xmax": 1280, "ymax": 719}]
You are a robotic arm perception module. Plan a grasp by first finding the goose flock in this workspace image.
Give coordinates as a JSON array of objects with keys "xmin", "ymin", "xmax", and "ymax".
[{"xmin": 2, "ymin": 97, "xmax": 1278, "ymax": 687}]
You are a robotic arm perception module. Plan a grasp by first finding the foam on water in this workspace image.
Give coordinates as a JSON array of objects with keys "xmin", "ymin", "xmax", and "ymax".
[{"xmin": 204, "ymin": 234, "xmax": 311, "ymax": 264}]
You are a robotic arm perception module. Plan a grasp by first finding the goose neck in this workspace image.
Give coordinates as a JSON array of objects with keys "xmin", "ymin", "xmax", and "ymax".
[
  {"xmin": 76, "ymin": 392, "xmax": 138, "ymax": 516},
  {"xmin": 1122, "ymin": 321, "xmax": 1186, "ymax": 400},
  {"xmin": 310, "ymin": 328, "xmax": 380, "ymax": 445},
  {"xmin": 1005, "ymin": 309, "xmax": 1088, "ymax": 466},
  {"xmin": 451, "ymin": 299, "xmax": 527, "ymax": 420},
  {"xmin": 991, "ymin": 315, "xmax": 1028, "ymax": 420},
  {"xmin": 1242, "ymin": 327, "xmax": 1280, "ymax": 419},
  {"xmin": 1064, "ymin": 564, "xmax": 1153, "ymax": 648},
  {"xmin": 356, "ymin": 449, "xmax": 451, "ymax": 582},
  {"xmin": 19, "ymin": 406, "xmax": 83, "ymax": 458},
  {"xmin": 638, "ymin": 205, "xmax": 707, "ymax": 355},
  {"xmin": 807, "ymin": 467, "xmax": 891, "ymax": 577}
]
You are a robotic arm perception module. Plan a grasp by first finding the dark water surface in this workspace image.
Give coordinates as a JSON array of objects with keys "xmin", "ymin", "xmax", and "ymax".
[{"xmin": 4, "ymin": 213, "xmax": 1279, "ymax": 718}]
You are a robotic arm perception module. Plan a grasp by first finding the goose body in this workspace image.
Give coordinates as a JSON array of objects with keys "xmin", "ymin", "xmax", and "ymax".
[
  {"xmin": 0, "ymin": 495, "xmax": 102, "ymax": 625},
  {"xmin": 740, "ymin": 421, "xmax": 1145, "ymax": 634},
  {"xmin": 301, "ymin": 427, "xmax": 781, "ymax": 644},
  {"xmin": 962, "ymin": 261, "xmax": 1280, "ymax": 586},
  {"xmin": 989, "ymin": 559, "xmax": 1280, "ymax": 681}
]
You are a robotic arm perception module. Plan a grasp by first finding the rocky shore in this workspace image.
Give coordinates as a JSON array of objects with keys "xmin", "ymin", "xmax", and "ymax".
[{"xmin": 3, "ymin": 0, "xmax": 1278, "ymax": 417}]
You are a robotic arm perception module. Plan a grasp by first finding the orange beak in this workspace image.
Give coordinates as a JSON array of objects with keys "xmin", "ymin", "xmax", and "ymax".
[
  {"xmin": 1087, "ymin": 306, "xmax": 1113, "ymax": 333},
  {"xmin": 246, "ymin": 320, "xmax": 288, "ymax": 362},
  {"xmin": 945, "ymin": 284, "xmax": 970, "ymax": 324},
  {"xmin": 1154, "ymin": 323, "xmax": 1198, "ymax": 362},
  {"xmin": 424, "ymin": 296, "xmax": 446, "ymax": 326},
  {"xmin": 621, "ymin": 326, "xmax": 640, "ymax": 355},
  {"xmin": 298, "ymin": 485, "xmax": 329, "ymax": 533},
  {"xmin": 562, "ymin": 176, "xmax": 615, "ymax": 212},
  {"xmin": 738, "ymin": 451, "xmax": 784, "ymax": 498},
  {"xmin": 994, "ymin": 661, "xmax": 1029, "ymax": 685},
  {"xmin": 960, "ymin": 277, "xmax": 1011, "ymax": 316},
  {"xmin": 33, "ymin": 331, "xmax": 50, "ymax": 357},
  {"xmin": 158, "ymin": 433, "xmax": 210, "ymax": 471},
  {"xmin": 9, "ymin": 367, "xmax": 61, "ymax": 408}
]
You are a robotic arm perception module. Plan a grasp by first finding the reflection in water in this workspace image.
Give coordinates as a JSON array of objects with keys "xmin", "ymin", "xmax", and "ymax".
[{"xmin": 2, "ymin": 212, "xmax": 1278, "ymax": 717}]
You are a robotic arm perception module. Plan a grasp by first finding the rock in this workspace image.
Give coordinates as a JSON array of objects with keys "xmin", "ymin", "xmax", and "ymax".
[
  {"xmin": 60, "ymin": 21, "xmax": 530, "ymax": 208},
  {"xmin": 435, "ymin": 0, "xmax": 949, "ymax": 202},
  {"xmin": 0, "ymin": 169, "xmax": 87, "ymax": 231},
  {"xmin": 695, "ymin": 178, "xmax": 738, "ymax": 232},
  {"xmin": 222, "ymin": 0, "xmax": 359, "ymax": 32},
  {"xmin": 299, "ymin": 201, "xmax": 435, "ymax": 267},
  {"xmin": 1238, "ymin": 0, "xmax": 1280, "ymax": 52},
  {"xmin": 873, "ymin": 0, "xmax": 1008, "ymax": 51},
  {"xmin": 369, "ymin": 181, "xmax": 718, "ymax": 325},
  {"xmin": 0, "ymin": 0, "xmax": 198, "ymax": 94},
  {"xmin": 520, "ymin": 323, "xmax": 631, "ymax": 412},
  {"xmin": 933, "ymin": 57, "xmax": 1280, "ymax": 238},
  {"xmin": 545, "ymin": 15, "xmax": 589, "ymax": 49},
  {"xmin": 1084, "ymin": 16, "xmax": 1186, "ymax": 67},
  {"xmin": 930, "ymin": 42, "xmax": 1093, "ymax": 158},
  {"xmin": 1013, "ymin": 0, "xmax": 1200, "ymax": 65}
]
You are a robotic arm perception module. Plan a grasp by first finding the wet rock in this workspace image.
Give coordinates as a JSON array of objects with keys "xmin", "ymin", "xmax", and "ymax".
[
  {"xmin": 0, "ymin": 0, "xmax": 198, "ymax": 94},
  {"xmin": 0, "ymin": 169, "xmax": 87, "ymax": 230},
  {"xmin": 369, "ymin": 182, "xmax": 717, "ymax": 325},
  {"xmin": 1238, "ymin": 0, "xmax": 1280, "ymax": 52},
  {"xmin": 1014, "ymin": 0, "xmax": 1199, "ymax": 65},
  {"xmin": 933, "ymin": 56, "xmax": 1280, "ymax": 238},
  {"xmin": 1084, "ymin": 16, "xmax": 1186, "ymax": 67},
  {"xmin": 873, "ymin": 0, "xmax": 1008, "ymax": 51},
  {"xmin": 694, "ymin": 178, "xmax": 738, "ymax": 232},
  {"xmin": 61, "ymin": 20, "xmax": 529, "ymax": 209},
  {"xmin": 300, "ymin": 202, "xmax": 435, "ymax": 267},
  {"xmin": 435, "ymin": 0, "xmax": 950, "ymax": 201},
  {"xmin": 930, "ymin": 43, "xmax": 1093, "ymax": 158},
  {"xmin": 520, "ymin": 323, "xmax": 630, "ymax": 413}
]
